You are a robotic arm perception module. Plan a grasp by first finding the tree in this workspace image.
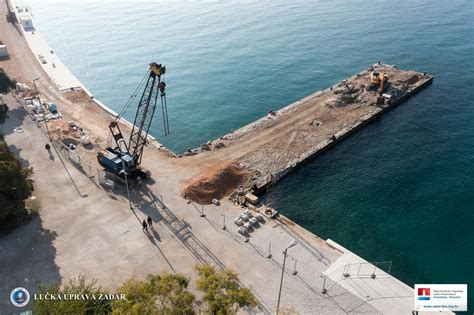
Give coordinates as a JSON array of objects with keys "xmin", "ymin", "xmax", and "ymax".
[
  {"xmin": 111, "ymin": 277, "xmax": 157, "ymax": 315},
  {"xmin": 150, "ymin": 273, "xmax": 195, "ymax": 314},
  {"xmin": 112, "ymin": 273, "xmax": 195, "ymax": 315},
  {"xmin": 195, "ymin": 264, "xmax": 258, "ymax": 314},
  {"xmin": 32, "ymin": 274, "xmax": 112, "ymax": 315},
  {"xmin": 0, "ymin": 68, "xmax": 15, "ymax": 94},
  {"xmin": 0, "ymin": 137, "xmax": 34, "ymax": 231}
]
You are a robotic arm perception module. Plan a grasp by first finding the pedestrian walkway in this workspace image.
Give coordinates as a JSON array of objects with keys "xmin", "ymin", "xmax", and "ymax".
[{"xmin": 10, "ymin": 0, "xmax": 82, "ymax": 90}]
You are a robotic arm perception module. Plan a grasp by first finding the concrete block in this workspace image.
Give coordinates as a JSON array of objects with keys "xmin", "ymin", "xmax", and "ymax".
[{"xmin": 245, "ymin": 193, "xmax": 259, "ymax": 205}]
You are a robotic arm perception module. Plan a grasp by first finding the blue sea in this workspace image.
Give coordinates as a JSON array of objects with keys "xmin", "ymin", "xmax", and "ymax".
[{"xmin": 30, "ymin": 0, "xmax": 474, "ymax": 311}]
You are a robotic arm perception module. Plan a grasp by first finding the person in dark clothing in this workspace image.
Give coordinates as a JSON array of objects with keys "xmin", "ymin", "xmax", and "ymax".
[
  {"xmin": 45, "ymin": 143, "xmax": 51, "ymax": 154},
  {"xmin": 147, "ymin": 216, "xmax": 153, "ymax": 228},
  {"xmin": 142, "ymin": 220, "xmax": 148, "ymax": 232}
]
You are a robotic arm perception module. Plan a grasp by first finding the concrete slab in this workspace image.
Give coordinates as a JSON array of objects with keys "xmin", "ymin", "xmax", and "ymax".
[{"xmin": 324, "ymin": 240, "xmax": 453, "ymax": 315}]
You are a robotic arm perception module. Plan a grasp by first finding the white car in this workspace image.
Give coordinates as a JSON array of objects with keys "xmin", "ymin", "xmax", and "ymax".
[
  {"xmin": 234, "ymin": 218, "xmax": 244, "ymax": 226},
  {"xmin": 249, "ymin": 217, "xmax": 258, "ymax": 226}
]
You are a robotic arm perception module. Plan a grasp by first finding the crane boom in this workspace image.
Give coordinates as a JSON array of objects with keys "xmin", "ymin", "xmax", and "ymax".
[{"xmin": 129, "ymin": 62, "xmax": 165, "ymax": 165}]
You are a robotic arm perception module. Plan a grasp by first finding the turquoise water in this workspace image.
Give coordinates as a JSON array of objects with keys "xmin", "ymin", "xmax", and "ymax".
[{"xmin": 30, "ymin": 0, "xmax": 473, "ymax": 311}]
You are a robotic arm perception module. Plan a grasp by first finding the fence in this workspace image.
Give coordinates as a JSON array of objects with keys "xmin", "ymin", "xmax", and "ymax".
[{"xmin": 54, "ymin": 139, "xmax": 95, "ymax": 179}]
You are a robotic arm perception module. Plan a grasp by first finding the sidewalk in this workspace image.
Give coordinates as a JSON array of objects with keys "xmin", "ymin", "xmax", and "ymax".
[{"xmin": 10, "ymin": 0, "xmax": 82, "ymax": 90}]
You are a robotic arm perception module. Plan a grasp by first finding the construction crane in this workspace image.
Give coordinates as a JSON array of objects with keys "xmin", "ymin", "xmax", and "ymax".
[{"xmin": 97, "ymin": 62, "xmax": 169, "ymax": 180}]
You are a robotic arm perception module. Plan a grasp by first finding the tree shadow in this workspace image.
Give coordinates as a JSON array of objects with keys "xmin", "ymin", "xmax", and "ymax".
[
  {"xmin": 7, "ymin": 144, "xmax": 30, "ymax": 167},
  {"xmin": 0, "ymin": 106, "xmax": 28, "ymax": 136},
  {"xmin": 0, "ymin": 215, "xmax": 61, "ymax": 313}
]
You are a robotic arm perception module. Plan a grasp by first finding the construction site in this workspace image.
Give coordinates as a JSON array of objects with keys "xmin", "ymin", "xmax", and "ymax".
[
  {"xmin": 0, "ymin": 0, "xmax": 442, "ymax": 314},
  {"xmin": 181, "ymin": 64, "xmax": 433, "ymax": 206}
]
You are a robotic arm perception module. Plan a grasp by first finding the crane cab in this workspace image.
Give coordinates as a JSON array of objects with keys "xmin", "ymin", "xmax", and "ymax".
[{"xmin": 97, "ymin": 148, "xmax": 134, "ymax": 175}]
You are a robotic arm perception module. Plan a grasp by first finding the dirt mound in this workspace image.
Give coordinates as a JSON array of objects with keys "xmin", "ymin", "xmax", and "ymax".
[
  {"xmin": 182, "ymin": 162, "xmax": 249, "ymax": 204},
  {"xmin": 48, "ymin": 120, "xmax": 78, "ymax": 139}
]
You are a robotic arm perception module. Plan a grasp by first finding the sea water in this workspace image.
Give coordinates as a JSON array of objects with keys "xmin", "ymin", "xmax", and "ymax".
[{"xmin": 29, "ymin": 0, "xmax": 474, "ymax": 310}]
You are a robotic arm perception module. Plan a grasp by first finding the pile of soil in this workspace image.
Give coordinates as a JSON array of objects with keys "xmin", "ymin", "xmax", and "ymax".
[
  {"xmin": 182, "ymin": 162, "xmax": 249, "ymax": 204},
  {"xmin": 48, "ymin": 120, "xmax": 75, "ymax": 139}
]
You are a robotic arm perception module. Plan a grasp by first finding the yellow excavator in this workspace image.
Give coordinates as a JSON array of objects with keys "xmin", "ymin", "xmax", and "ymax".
[{"xmin": 369, "ymin": 71, "xmax": 386, "ymax": 95}]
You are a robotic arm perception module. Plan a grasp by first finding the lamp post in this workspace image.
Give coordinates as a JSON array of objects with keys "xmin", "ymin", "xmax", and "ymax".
[
  {"xmin": 221, "ymin": 214, "xmax": 226, "ymax": 230},
  {"xmin": 32, "ymin": 77, "xmax": 42, "ymax": 104},
  {"xmin": 276, "ymin": 240, "xmax": 297, "ymax": 314}
]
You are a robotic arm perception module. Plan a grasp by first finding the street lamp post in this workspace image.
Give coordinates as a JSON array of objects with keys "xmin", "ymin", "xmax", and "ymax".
[
  {"xmin": 32, "ymin": 77, "xmax": 42, "ymax": 105},
  {"xmin": 276, "ymin": 240, "xmax": 297, "ymax": 314},
  {"xmin": 32, "ymin": 76, "xmax": 53, "ymax": 140}
]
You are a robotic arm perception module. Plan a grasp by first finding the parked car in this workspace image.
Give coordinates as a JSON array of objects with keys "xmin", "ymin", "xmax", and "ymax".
[
  {"xmin": 38, "ymin": 55, "xmax": 47, "ymax": 64},
  {"xmin": 47, "ymin": 102, "xmax": 58, "ymax": 113}
]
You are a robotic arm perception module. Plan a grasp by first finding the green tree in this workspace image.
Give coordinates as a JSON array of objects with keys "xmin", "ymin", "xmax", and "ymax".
[
  {"xmin": 195, "ymin": 264, "xmax": 258, "ymax": 315},
  {"xmin": 111, "ymin": 277, "xmax": 157, "ymax": 315},
  {"xmin": 0, "ymin": 68, "xmax": 15, "ymax": 94},
  {"xmin": 112, "ymin": 273, "xmax": 195, "ymax": 315},
  {"xmin": 151, "ymin": 273, "xmax": 195, "ymax": 314},
  {"xmin": 32, "ymin": 274, "xmax": 112, "ymax": 315},
  {"xmin": 0, "ymin": 138, "xmax": 34, "ymax": 229}
]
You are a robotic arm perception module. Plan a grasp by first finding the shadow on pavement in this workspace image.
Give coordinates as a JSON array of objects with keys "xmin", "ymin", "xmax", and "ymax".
[
  {"xmin": 0, "ymin": 106, "xmax": 28, "ymax": 137},
  {"xmin": 0, "ymin": 215, "xmax": 61, "ymax": 313},
  {"xmin": 7, "ymin": 144, "xmax": 30, "ymax": 167}
]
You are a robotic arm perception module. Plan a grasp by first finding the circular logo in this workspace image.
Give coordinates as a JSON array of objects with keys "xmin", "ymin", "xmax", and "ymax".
[{"xmin": 10, "ymin": 287, "xmax": 30, "ymax": 307}]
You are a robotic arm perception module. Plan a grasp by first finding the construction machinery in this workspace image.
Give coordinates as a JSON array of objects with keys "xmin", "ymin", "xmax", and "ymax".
[
  {"xmin": 97, "ymin": 62, "xmax": 168, "ymax": 180},
  {"xmin": 368, "ymin": 70, "xmax": 387, "ymax": 95}
]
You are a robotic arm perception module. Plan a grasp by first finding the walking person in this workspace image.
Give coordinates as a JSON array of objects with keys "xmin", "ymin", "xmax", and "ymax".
[
  {"xmin": 142, "ymin": 219, "xmax": 148, "ymax": 232},
  {"xmin": 147, "ymin": 216, "xmax": 153, "ymax": 228},
  {"xmin": 45, "ymin": 143, "xmax": 51, "ymax": 155}
]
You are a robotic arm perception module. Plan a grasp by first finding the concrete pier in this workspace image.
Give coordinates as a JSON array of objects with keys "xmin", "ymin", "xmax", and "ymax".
[{"xmin": 191, "ymin": 64, "xmax": 433, "ymax": 193}]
